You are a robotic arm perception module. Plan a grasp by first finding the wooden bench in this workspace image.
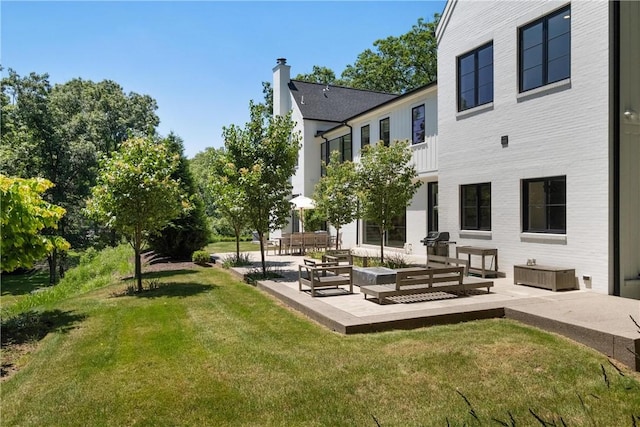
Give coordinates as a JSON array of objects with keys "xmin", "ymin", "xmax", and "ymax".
[
  {"xmin": 360, "ymin": 266, "xmax": 493, "ymax": 304},
  {"xmin": 427, "ymin": 255, "xmax": 470, "ymax": 276},
  {"xmin": 298, "ymin": 263, "xmax": 353, "ymax": 297}
]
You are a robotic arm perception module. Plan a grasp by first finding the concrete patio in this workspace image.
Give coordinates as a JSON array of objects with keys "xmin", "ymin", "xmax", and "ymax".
[{"xmin": 220, "ymin": 251, "xmax": 640, "ymax": 372}]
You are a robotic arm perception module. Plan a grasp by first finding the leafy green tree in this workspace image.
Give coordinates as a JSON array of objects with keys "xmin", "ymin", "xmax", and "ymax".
[
  {"xmin": 1, "ymin": 69, "xmax": 160, "ymax": 280},
  {"xmin": 292, "ymin": 15, "xmax": 439, "ymax": 94},
  {"xmin": 209, "ymin": 152, "xmax": 249, "ymax": 259},
  {"xmin": 148, "ymin": 133, "xmax": 209, "ymax": 259},
  {"xmin": 341, "ymin": 15, "xmax": 439, "ymax": 93},
  {"xmin": 222, "ymin": 101, "xmax": 300, "ymax": 276},
  {"xmin": 85, "ymin": 137, "xmax": 187, "ymax": 291},
  {"xmin": 190, "ymin": 147, "xmax": 221, "ymax": 217},
  {"xmin": 303, "ymin": 209, "xmax": 326, "ymax": 233},
  {"xmin": 260, "ymin": 81, "xmax": 274, "ymax": 117},
  {"xmin": 295, "ymin": 66, "xmax": 341, "ymax": 85},
  {"xmin": 313, "ymin": 151, "xmax": 359, "ymax": 250},
  {"xmin": 357, "ymin": 141, "xmax": 422, "ymax": 263},
  {"xmin": 1, "ymin": 175, "xmax": 70, "ymax": 273}
]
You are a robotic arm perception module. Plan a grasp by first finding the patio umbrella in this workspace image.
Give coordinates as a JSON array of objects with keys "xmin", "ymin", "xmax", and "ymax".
[{"xmin": 290, "ymin": 195, "xmax": 316, "ymax": 233}]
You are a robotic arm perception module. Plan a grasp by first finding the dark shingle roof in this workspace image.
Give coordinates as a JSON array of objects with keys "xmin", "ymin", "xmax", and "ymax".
[{"xmin": 289, "ymin": 80, "xmax": 398, "ymax": 122}]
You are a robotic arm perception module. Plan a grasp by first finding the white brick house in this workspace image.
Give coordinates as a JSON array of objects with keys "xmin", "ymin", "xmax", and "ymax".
[
  {"xmin": 272, "ymin": 0, "xmax": 638, "ymax": 299},
  {"xmin": 436, "ymin": 0, "xmax": 639, "ymax": 298},
  {"xmin": 272, "ymin": 59, "xmax": 439, "ymax": 253}
]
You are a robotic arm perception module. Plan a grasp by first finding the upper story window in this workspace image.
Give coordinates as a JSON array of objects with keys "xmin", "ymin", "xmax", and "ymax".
[
  {"xmin": 412, "ymin": 104, "xmax": 426, "ymax": 144},
  {"xmin": 460, "ymin": 182, "xmax": 491, "ymax": 231},
  {"xmin": 519, "ymin": 6, "xmax": 571, "ymax": 92},
  {"xmin": 379, "ymin": 117, "xmax": 390, "ymax": 146},
  {"xmin": 457, "ymin": 42, "xmax": 493, "ymax": 111},
  {"xmin": 522, "ymin": 176, "xmax": 566, "ymax": 234},
  {"xmin": 361, "ymin": 125, "xmax": 370, "ymax": 149}
]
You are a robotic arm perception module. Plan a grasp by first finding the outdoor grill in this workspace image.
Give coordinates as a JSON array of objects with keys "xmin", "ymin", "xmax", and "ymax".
[{"xmin": 420, "ymin": 231, "xmax": 451, "ymax": 257}]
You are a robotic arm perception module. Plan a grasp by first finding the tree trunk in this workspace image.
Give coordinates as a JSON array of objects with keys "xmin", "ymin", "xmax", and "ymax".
[
  {"xmin": 135, "ymin": 244, "xmax": 143, "ymax": 292},
  {"xmin": 59, "ymin": 251, "xmax": 66, "ymax": 279},
  {"xmin": 234, "ymin": 227, "xmax": 241, "ymax": 259},
  {"xmin": 379, "ymin": 229, "xmax": 385, "ymax": 264},
  {"xmin": 47, "ymin": 249, "xmax": 59, "ymax": 285},
  {"xmin": 335, "ymin": 227, "xmax": 341, "ymax": 250},
  {"xmin": 134, "ymin": 228, "xmax": 143, "ymax": 292},
  {"xmin": 258, "ymin": 231, "xmax": 267, "ymax": 278}
]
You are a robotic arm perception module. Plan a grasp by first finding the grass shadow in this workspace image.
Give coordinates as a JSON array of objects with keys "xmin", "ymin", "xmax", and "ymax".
[
  {"xmin": 121, "ymin": 269, "xmax": 199, "ymax": 281},
  {"xmin": 112, "ymin": 282, "xmax": 215, "ymax": 299},
  {"xmin": 1, "ymin": 309, "xmax": 87, "ymax": 379},
  {"xmin": 1, "ymin": 309, "xmax": 87, "ymax": 347},
  {"xmin": 0, "ymin": 269, "xmax": 50, "ymax": 297}
]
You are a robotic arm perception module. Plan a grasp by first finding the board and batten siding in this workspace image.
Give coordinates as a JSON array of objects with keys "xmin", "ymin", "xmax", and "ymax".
[{"xmin": 437, "ymin": 1, "xmax": 611, "ymax": 293}]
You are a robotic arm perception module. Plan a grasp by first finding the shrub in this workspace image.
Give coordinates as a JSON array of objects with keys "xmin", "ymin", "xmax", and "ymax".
[
  {"xmin": 222, "ymin": 253, "xmax": 252, "ymax": 268},
  {"xmin": 191, "ymin": 250, "xmax": 210, "ymax": 264},
  {"xmin": 79, "ymin": 247, "xmax": 98, "ymax": 265},
  {"xmin": 383, "ymin": 253, "xmax": 409, "ymax": 269}
]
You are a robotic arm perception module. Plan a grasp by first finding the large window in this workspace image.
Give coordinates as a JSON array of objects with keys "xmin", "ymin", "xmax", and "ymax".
[
  {"xmin": 522, "ymin": 176, "xmax": 566, "ymax": 233},
  {"xmin": 460, "ymin": 183, "xmax": 491, "ymax": 230},
  {"xmin": 458, "ymin": 43, "xmax": 493, "ymax": 111},
  {"xmin": 361, "ymin": 125, "xmax": 370, "ymax": 149},
  {"xmin": 363, "ymin": 213, "xmax": 406, "ymax": 248},
  {"xmin": 379, "ymin": 117, "xmax": 390, "ymax": 146},
  {"xmin": 412, "ymin": 104, "xmax": 426, "ymax": 144},
  {"xmin": 321, "ymin": 134, "xmax": 352, "ymax": 176},
  {"xmin": 519, "ymin": 6, "xmax": 571, "ymax": 92}
]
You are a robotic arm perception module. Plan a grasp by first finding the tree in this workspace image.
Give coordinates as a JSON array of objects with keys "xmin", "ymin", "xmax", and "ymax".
[
  {"xmin": 295, "ymin": 66, "xmax": 341, "ymax": 85},
  {"xmin": 1, "ymin": 175, "xmax": 70, "ymax": 273},
  {"xmin": 209, "ymin": 152, "xmax": 249, "ymax": 260},
  {"xmin": 148, "ymin": 133, "xmax": 209, "ymax": 259},
  {"xmin": 1, "ymin": 69, "xmax": 160, "ymax": 281},
  {"xmin": 190, "ymin": 147, "xmax": 221, "ymax": 217},
  {"xmin": 341, "ymin": 15, "xmax": 439, "ymax": 93},
  {"xmin": 357, "ymin": 141, "xmax": 422, "ymax": 263},
  {"xmin": 313, "ymin": 151, "xmax": 359, "ymax": 249},
  {"xmin": 292, "ymin": 15, "xmax": 440, "ymax": 94},
  {"xmin": 85, "ymin": 136, "xmax": 187, "ymax": 291},
  {"xmin": 222, "ymin": 101, "xmax": 300, "ymax": 276}
]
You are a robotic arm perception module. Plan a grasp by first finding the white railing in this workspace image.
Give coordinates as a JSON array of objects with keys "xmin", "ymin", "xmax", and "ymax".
[{"xmin": 410, "ymin": 135, "xmax": 438, "ymax": 176}]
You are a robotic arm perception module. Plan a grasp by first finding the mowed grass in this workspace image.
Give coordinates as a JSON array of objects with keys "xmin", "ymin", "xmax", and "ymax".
[
  {"xmin": 204, "ymin": 240, "xmax": 262, "ymax": 254},
  {"xmin": 1, "ymin": 251, "xmax": 639, "ymax": 425}
]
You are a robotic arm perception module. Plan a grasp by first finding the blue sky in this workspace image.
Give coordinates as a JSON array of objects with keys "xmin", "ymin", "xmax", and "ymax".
[{"xmin": 2, "ymin": 1, "xmax": 446, "ymax": 158}]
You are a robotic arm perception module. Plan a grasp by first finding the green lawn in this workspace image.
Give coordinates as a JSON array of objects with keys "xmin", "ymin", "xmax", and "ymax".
[
  {"xmin": 1, "ymin": 269, "xmax": 50, "ymax": 308},
  {"xmin": 1, "ymin": 248, "xmax": 639, "ymax": 426},
  {"xmin": 204, "ymin": 240, "xmax": 262, "ymax": 254}
]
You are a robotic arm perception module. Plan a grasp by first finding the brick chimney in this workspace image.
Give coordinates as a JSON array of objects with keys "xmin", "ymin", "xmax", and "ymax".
[{"xmin": 273, "ymin": 58, "xmax": 291, "ymax": 117}]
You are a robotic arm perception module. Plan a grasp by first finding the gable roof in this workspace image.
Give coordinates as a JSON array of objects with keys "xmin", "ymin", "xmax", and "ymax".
[
  {"xmin": 289, "ymin": 80, "xmax": 398, "ymax": 123},
  {"xmin": 436, "ymin": 0, "xmax": 456, "ymax": 45},
  {"xmin": 320, "ymin": 80, "xmax": 437, "ymax": 136}
]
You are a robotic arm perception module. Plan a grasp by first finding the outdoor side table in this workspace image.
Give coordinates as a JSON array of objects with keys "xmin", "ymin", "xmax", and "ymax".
[{"xmin": 455, "ymin": 246, "xmax": 498, "ymax": 278}]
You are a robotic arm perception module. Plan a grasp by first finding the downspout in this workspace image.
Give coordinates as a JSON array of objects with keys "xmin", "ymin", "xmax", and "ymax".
[
  {"xmin": 612, "ymin": 1, "xmax": 620, "ymax": 296},
  {"xmin": 343, "ymin": 121, "xmax": 359, "ymax": 246},
  {"xmin": 319, "ymin": 132, "xmax": 330, "ymax": 234}
]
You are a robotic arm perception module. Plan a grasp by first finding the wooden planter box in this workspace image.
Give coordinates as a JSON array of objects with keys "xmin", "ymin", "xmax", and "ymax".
[{"xmin": 514, "ymin": 265, "xmax": 576, "ymax": 291}]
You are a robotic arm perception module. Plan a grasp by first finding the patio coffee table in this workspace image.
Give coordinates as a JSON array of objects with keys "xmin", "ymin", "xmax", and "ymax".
[{"xmin": 352, "ymin": 266, "xmax": 396, "ymax": 287}]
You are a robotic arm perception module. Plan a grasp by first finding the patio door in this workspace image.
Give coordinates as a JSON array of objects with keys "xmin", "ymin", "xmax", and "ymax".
[
  {"xmin": 428, "ymin": 182, "xmax": 439, "ymax": 232},
  {"xmin": 363, "ymin": 212, "xmax": 406, "ymax": 248}
]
